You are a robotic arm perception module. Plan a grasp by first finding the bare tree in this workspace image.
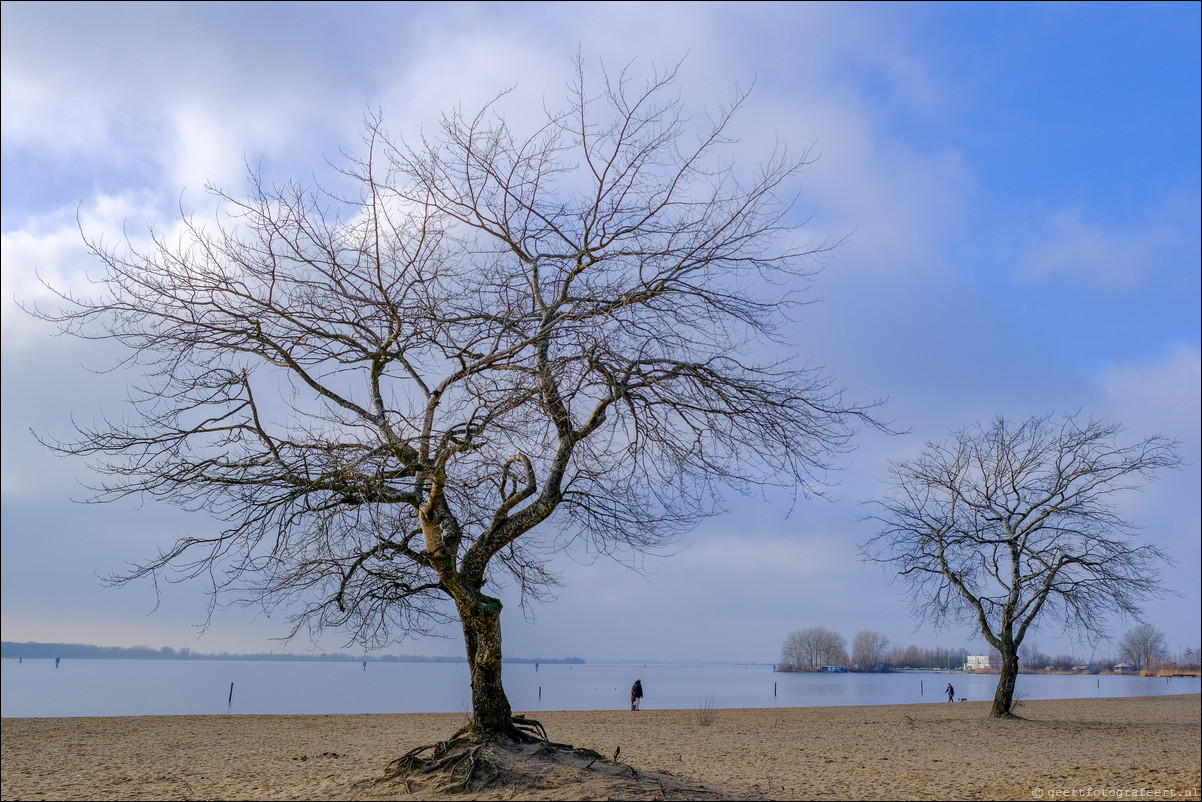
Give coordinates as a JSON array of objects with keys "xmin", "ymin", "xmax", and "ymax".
[
  {"xmin": 851, "ymin": 629, "xmax": 890, "ymax": 671},
  {"xmin": 1018, "ymin": 643, "xmax": 1052, "ymax": 671},
  {"xmin": 780, "ymin": 627, "xmax": 848, "ymax": 670},
  {"xmin": 1049, "ymin": 653, "xmax": 1075, "ymax": 671},
  {"xmin": 780, "ymin": 630, "xmax": 809, "ymax": 671},
  {"xmin": 885, "ymin": 643, "xmax": 967, "ymax": 670},
  {"xmin": 1179, "ymin": 647, "xmax": 1201, "ymax": 670},
  {"xmin": 33, "ymin": 61, "xmax": 872, "ymax": 744},
  {"xmin": 862, "ymin": 413, "xmax": 1179, "ymax": 717},
  {"xmin": 1117, "ymin": 623, "xmax": 1168, "ymax": 672}
]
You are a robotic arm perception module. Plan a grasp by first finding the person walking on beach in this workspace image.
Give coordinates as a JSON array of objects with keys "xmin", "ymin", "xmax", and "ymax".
[
  {"xmin": 946, "ymin": 682, "xmax": 955, "ymax": 702},
  {"xmin": 631, "ymin": 679, "xmax": 644, "ymax": 710}
]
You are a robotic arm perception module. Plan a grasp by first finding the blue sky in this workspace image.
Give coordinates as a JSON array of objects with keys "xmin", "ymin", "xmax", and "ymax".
[{"xmin": 2, "ymin": 2, "xmax": 1198, "ymax": 664}]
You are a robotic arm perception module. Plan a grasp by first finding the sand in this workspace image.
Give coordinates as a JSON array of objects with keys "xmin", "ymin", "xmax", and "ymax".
[{"xmin": 2, "ymin": 695, "xmax": 1198, "ymax": 800}]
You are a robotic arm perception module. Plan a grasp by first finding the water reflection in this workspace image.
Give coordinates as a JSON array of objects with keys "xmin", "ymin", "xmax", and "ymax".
[{"xmin": 2, "ymin": 658, "xmax": 1197, "ymax": 718}]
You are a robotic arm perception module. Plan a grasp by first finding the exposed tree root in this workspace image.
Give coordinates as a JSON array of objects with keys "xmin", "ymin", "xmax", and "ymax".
[
  {"xmin": 511, "ymin": 714, "xmax": 549, "ymax": 743},
  {"xmin": 377, "ymin": 716, "xmax": 722, "ymax": 798},
  {"xmin": 386, "ymin": 738, "xmax": 489, "ymax": 793},
  {"xmin": 990, "ymin": 711, "xmax": 1023, "ymax": 720}
]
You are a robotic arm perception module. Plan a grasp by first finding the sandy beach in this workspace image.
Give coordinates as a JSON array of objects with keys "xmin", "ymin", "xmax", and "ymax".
[{"xmin": 2, "ymin": 694, "xmax": 1198, "ymax": 800}]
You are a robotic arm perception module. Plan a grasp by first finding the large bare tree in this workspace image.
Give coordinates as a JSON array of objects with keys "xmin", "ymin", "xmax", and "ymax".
[
  {"xmin": 862, "ymin": 413, "xmax": 1179, "ymax": 717},
  {"xmin": 34, "ymin": 61, "xmax": 873, "ymax": 743}
]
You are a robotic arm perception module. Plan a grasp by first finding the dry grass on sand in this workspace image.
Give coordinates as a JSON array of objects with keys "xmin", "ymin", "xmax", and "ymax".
[{"xmin": 1, "ymin": 694, "xmax": 1198, "ymax": 800}]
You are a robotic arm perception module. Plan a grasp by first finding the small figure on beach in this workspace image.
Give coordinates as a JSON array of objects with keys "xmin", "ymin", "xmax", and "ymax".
[
  {"xmin": 55, "ymin": 657, "xmax": 61, "ymax": 669},
  {"xmin": 631, "ymin": 679, "xmax": 644, "ymax": 711},
  {"xmin": 945, "ymin": 682, "xmax": 955, "ymax": 702}
]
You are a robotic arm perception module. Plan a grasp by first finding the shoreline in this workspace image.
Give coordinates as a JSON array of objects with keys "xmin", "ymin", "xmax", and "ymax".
[{"xmin": 3, "ymin": 694, "xmax": 1199, "ymax": 800}]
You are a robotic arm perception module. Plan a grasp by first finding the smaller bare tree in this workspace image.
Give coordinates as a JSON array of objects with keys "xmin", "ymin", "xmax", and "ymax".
[
  {"xmin": 862, "ymin": 412, "xmax": 1180, "ymax": 717},
  {"xmin": 1117, "ymin": 623, "xmax": 1168, "ymax": 673}
]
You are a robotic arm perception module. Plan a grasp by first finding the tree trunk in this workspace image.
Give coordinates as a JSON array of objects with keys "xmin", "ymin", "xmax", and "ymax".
[
  {"xmin": 991, "ymin": 646, "xmax": 1020, "ymax": 717},
  {"xmin": 458, "ymin": 594, "xmax": 515, "ymax": 740}
]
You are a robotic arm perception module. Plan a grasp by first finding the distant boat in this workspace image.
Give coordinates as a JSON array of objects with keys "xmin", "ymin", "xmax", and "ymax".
[{"xmin": 819, "ymin": 665, "xmax": 848, "ymax": 673}]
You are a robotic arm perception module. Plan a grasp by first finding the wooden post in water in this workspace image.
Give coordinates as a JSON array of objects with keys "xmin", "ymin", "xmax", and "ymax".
[
  {"xmin": 538, "ymin": 686, "xmax": 542, "ymax": 700},
  {"xmin": 920, "ymin": 680, "xmax": 924, "ymax": 696},
  {"xmin": 228, "ymin": 682, "xmax": 234, "ymax": 706},
  {"xmin": 774, "ymin": 682, "xmax": 777, "ymax": 697}
]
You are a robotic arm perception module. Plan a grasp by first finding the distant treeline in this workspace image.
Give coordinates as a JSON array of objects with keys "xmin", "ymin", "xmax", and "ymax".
[
  {"xmin": 1, "ymin": 641, "xmax": 584, "ymax": 665},
  {"xmin": 778, "ymin": 627, "xmax": 968, "ymax": 672}
]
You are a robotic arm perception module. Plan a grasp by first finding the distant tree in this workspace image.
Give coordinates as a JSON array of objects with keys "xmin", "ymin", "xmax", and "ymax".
[
  {"xmin": 1049, "ymin": 654, "xmax": 1075, "ymax": 671},
  {"xmin": 780, "ymin": 627, "xmax": 848, "ymax": 671},
  {"xmin": 928, "ymin": 646, "xmax": 964, "ymax": 670},
  {"xmin": 32, "ymin": 59, "xmax": 875, "ymax": 746},
  {"xmin": 1118, "ymin": 624, "xmax": 1168, "ymax": 672},
  {"xmin": 862, "ymin": 413, "xmax": 1180, "ymax": 717},
  {"xmin": 1180, "ymin": 647, "xmax": 1201, "ymax": 670},
  {"xmin": 880, "ymin": 642, "xmax": 967, "ymax": 670},
  {"xmin": 851, "ymin": 630, "xmax": 890, "ymax": 671},
  {"xmin": 987, "ymin": 645, "xmax": 1004, "ymax": 668},
  {"xmin": 888, "ymin": 643, "xmax": 922, "ymax": 670},
  {"xmin": 780, "ymin": 629, "xmax": 817, "ymax": 671},
  {"xmin": 1018, "ymin": 643, "xmax": 1033, "ymax": 669},
  {"xmin": 1019, "ymin": 644, "xmax": 1051, "ymax": 671}
]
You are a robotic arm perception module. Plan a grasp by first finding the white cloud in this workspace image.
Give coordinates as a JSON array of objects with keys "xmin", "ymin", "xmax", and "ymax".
[
  {"xmin": 1, "ymin": 192, "xmax": 172, "ymax": 342},
  {"xmin": 788, "ymin": 96, "xmax": 973, "ymax": 276},
  {"xmin": 1021, "ymin": 209, "xmax": 1143, "ymax": 287},
  {"xmin": 681, "ymin": 531, "xmax": 847, "ymax": 579},
  {"xmin": 1019, "ymin": 194, "xmax": 1201, "ymax": 290},
  {"xmin": 0, "ymin": 68, "xmax": 115, "ymax": 158},
  {"xmin": 1097, "ymin": 345, "xmax": 1202, "ymax": 444}
]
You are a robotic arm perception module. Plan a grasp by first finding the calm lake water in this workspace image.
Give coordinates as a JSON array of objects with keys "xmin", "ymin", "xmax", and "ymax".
[{"xmin": 2, "ymin": 658, "xmax": 1197, "ymax": 718}]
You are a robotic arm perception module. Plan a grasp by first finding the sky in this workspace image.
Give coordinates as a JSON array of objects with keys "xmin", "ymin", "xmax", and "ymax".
[{"xmin": 2, "ymin": 1, "xmax": 1199, "ymax": 666}]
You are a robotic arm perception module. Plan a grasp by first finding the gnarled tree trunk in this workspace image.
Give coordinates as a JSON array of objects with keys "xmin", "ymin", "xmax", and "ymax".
[
  {"xmin": 991, "ymin": 643, "xmax": 1020, "ymax": 717},
  {"xmin": 457, "ymin": 594, "xmax": 515, "ymax": 740}
]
